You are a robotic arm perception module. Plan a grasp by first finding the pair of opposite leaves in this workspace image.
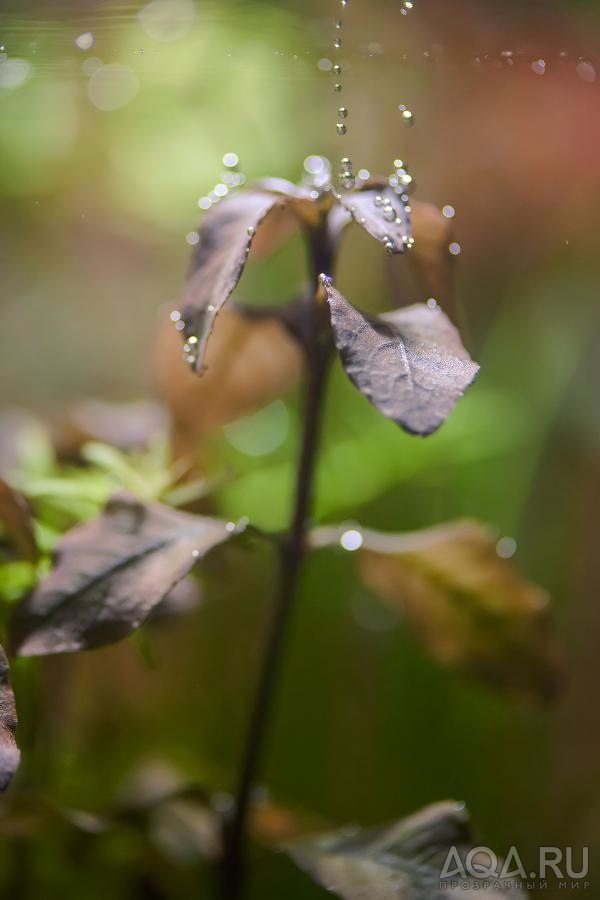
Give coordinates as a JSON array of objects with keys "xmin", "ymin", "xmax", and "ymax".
[{"xmin": 155, "ymin": 177, "xmax": 475, "ymax": 450}]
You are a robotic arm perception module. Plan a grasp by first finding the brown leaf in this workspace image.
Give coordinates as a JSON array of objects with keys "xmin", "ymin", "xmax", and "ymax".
[
  {"xmin": 410, "ymin": 201, "xmax": 456, "ymax": 311},
  {"xmin": 0, "ymin": 479, "xmax": 37, "ymax": 562},
  {"xmin": 11, "ymin": 493, "xmax": 238, "ymax": 657},
  {"xmin": 353, "ymin": 520, "xmax": 562, "ymax": 699},
  {"xmin": 148, "ymin": 576, "xmax": 202, "ymax": 622},
  {"xmin": 155, "ymin": 304, "xmax": 303, "ymax": 456},
  {"xmin": 322, "ymin": 279, "xmax": 479, "ymax": 436},
  {"xmin": 179, "ymin": 191, "xmax": 285, "ymax": 373},
  {"xmin": 52, "ymin": 400, "xmax": 167, "ymax": 459},
  {"xmin": 288, "ymin": 801, "xmax": 529, "ymax": 900},
  {"xmin": 336, "ymin": 183, "xmax": 412, "ymax": 255},
  {"xmin": 0, "ymin": 646, "xmax": 20, "ymax": 792}
]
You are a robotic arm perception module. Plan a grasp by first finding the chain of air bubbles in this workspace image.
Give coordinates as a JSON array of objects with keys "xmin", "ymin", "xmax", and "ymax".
[
  {"xmin": 332, "ymin": 0, "xmax": 416, "ymax": 199},
  {"xmin": 195, "ymin": 152, "xmax": 246, "ymax": 218}
]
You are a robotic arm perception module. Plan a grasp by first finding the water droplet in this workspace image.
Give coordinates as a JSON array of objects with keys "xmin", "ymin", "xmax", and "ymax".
[
  {"xmin": 426, "ymin": 297, "xmax": 438, "ymax": 310},
  {"xmin": 337, "ymin": 106, "xmax": 348, "ymax": 118},
  {"xmin": 449, "ymin": 242, "xmax": 461, "ymax": 256},
  {"xmin": 0, "ymin": 58, "xmax": 31, "ymax": 89},
  {"xmin": 186, "ymin": 231, "xmax": 200, "ymax": 245},
  {"xmin": 333, "ymin": 83, "xmax": 342, "ymax": 92},
  {"xmin": 222, "ymin": 152, "xmax": 239, "ymax": 168},
  {"xmin": 577, "ymin": 60, "xmax": 596, "ymax": 83},
  {"xmin": 335, "ymin": 19, "xmax": 343, "ymax": 29},
  {"xmin": 333, "ymin": 63, "xmax": 342, "ymax": 75},
  {"xmin": 382, "ymin": 205, "xmax": 396, "ymax": 221},
  {"xmin": 175, "ymin": 320, "xmax": 185, "ymax": 331},
  {"xmin": 398, "ymin": 104, "xmax": 414, "ymax": 126},
  {"xmin": 336, "ymin": 122, "xmax": 347, "ymax": 135},
  {"xmin": 531, "ymin": 58, "xmax": 546, "ymax": 76},
  {"xmin": 442, "ymin": 204, "xmax": 455, "ymax": 218},
  {"xmin": 334, "ymin": 38, "xmax": 342, "ymax": 50},
  {"xmin": 75, "ymin": 32, "xmax": 94, "ymax": 51},
  {"xmin": 496, "ymin": 536, "xmax": 517, "ymax": 559},
  {"xmin": 247, "ymin": 226, "xmax": 256, "ymax": 236},
  {"xmin": 138, "ymin": 0, "xmax": 195, "ymax": 43},
  {"xmin": 170, "ymin": 310, "xmax": 181, "ymax": 322},
  {"xmin": 358, "ymin": 168, "xmax": 370, "ymax": 180},
  {"xmin": 340, "ymin": 529, "xmax": 363, "ymax": 551},
  {"xmin": 374, "ymin": 195, "xmax": 384, "ymax": 207},
  {"xmin": 88, "ymin": 63, "xmax": 139, "ymax": 111}
]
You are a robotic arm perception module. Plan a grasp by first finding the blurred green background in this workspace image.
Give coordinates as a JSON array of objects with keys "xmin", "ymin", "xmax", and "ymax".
[{"xmin": 1, "ymin": 0, "xmax": 600, "ymax": 897}]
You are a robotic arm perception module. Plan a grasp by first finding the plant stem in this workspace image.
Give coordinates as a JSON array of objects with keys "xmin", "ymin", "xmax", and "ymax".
[{"xmin": 220, "ymin": 226, "xmax": 334, "ymax": 900}]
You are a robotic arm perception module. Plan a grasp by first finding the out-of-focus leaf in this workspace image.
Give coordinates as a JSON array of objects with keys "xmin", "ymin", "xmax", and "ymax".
[
  {"xmin": 155, "ymin": 304, "xmax": 303, "ymax": 457},
  {"xmin": 179, "ymin": 191, "xmax": 285, "ymax": 372},
  {"xmin": 53, "ymin": 399, "xmax": 168, "ymax": 459},
  {"xmin": 149, "ymin": 576, "xmax": 202, "ymax": 622},
  {"xmin": 336, "ymin": 183, "xmax": 412, "ymax": 255},
  {"xmin": 289, "ymin": 801, "xmax": 528, "ymax": 900},
  {"xmin": 0, "ymin": 561, "xmax": 40, "ymax": 606},
  {"xmin": 316, "ymin": 520, "xmax": 561, "ymax": 700},
  {"xmin": 322, "ymin": 278, "xmax": 479, "ymax": 436},
  {"xmin": 410, "ymin": 201, "xmax": 455, "ymax": 311},
  {"xmin": 0, "ymin": 479, "xmax": 38, "ymax": 562},
  {"xmin": 11, "ymin": 492, "xmax": 239, "ymax": 656},
  {"xmin": 0, "ymin": 412, "xmax": 55, "ymax": 479},
  {"xmin": 0, "ymin": 646, "xmax": 19, "ymax": 793}
]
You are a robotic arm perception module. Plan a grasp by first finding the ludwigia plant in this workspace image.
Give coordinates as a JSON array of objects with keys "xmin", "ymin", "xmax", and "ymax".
[{"xmin": 1, "ymin": 153, "xmax": 562, "ymax": 900}]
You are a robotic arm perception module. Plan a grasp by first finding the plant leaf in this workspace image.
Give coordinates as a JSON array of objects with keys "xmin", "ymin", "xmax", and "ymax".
[
  {"xmin": 336, "ymin": 183, "xmax": 412, "ymax": 254},
  {"xmin": 322, "ymin": 279, "xmax": 479, "ymax": 436},
  {"xmin": 149, "ymin": 576, "xmax": 202, "ymax": 621},
  {"xmin": 323, "ymin": 519, "xmax": 561, "ymax": 699},
  {"xmin": 179, "ymin": 191, "xmax": 284, "ymax": 373},
  {"xmin": 0, "ymin": 479, "xmax": 38, "ymax": 562},
  {"xmin": 288, "ymin": 801, "xmax": 529, "ymax": 899},
  {"xmin": 410, "ymin": 201, "xmax": 455, "ymax": 311},
  {"xmin": 155, "ymin": 303, "xmax": 303, "ymax": 458},
  {"xmin": 11, "ymin": 492, "xmax": 239, "ymax": 656},
  {"xmin": 0, "ymin": 646, "xmax": 20, "ymax": 792}
]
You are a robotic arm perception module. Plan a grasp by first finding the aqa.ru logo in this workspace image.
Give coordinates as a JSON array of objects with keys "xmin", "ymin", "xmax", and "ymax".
[{"xmin": 439, "ymin": 846, "xmax": 589, "ymax": 891}]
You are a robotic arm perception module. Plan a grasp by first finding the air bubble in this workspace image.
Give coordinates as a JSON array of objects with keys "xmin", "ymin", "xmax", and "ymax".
[
  {"xmin": 398, "ymin": 104, "xmax": 414, "ymax": 126},
  {"xmin": 340, "ymin": 529, "xmax": 363, "ymax": 551},
  {"xmin": 338, "ymin": 106, "xmax": 348, "ymax": 118},
  {"xmin": 336, "ymin": 123, "xmax": 347, "ymax": 135}
]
